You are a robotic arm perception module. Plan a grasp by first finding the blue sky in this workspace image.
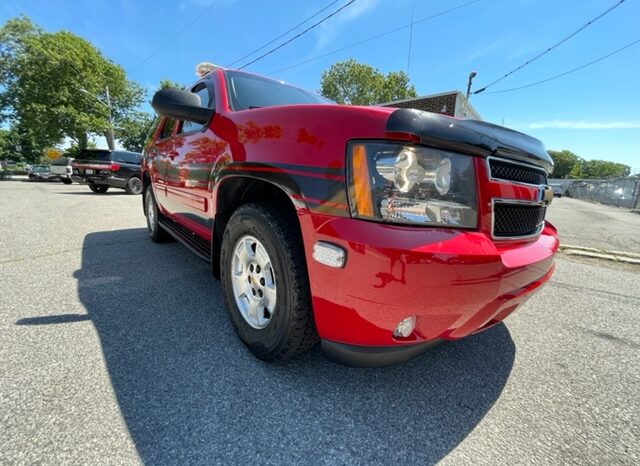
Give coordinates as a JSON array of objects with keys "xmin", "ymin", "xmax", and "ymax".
[{"xmin": 2, "ymin": 0, "xmax": 639, "ymax": 170}]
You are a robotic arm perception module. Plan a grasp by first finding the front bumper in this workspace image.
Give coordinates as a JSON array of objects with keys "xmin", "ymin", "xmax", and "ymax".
[{"xmin": 300, "ymin": 214, "xmax": 558, "ymax": 366}]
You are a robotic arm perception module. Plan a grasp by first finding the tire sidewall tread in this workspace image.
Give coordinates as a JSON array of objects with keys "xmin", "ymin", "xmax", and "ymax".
[{"xmin": 220, "ymin": 203, "xmax": 317, "ymax": 362}]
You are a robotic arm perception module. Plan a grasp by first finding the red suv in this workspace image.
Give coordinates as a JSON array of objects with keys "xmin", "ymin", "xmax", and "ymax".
[{"xmin": 143, "ymin": 65, "xmax": 558, "ymax": 367}]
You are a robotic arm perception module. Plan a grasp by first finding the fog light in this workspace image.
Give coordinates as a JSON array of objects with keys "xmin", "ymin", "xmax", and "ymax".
[
  {"xmin": 393, "ymin": 316, "xmax": 416, "ymax": 338},
  {"xmin": 312, "ymin": 241, "xmax": 346, "ymax": 268}
]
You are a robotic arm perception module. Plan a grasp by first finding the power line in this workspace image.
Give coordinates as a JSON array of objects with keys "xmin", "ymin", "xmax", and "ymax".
[
  {"xmin": 226, "ymin": 0, "xmax": 340, "ymax": 67},
  {"xmin": 130, "ymin": 0, "xmax": 221, "ymax": 72},
  {"xmin": 473, "ymin": 0, "xmax": 627, "ymax": 94},
  {"xmin": 482, "ymin": 37, "xmax": 640, "ymax": 94},
  {"xmin": 237, "ymin": 0, "xmax": 358, "ymax": 70},
  {"xmin": 266, "ymin": 0, "xmax": 482, "ymax": 76}
]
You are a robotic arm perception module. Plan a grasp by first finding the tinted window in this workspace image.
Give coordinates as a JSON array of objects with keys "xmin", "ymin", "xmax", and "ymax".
[
  {"xmin": 76, "ymin": 150, "xmax": 111, "ymax": 161},
  {"xmin": 51, "ymin": 156, "xmax": 72, "ymax": 166},
  {"xmin": 160, "ymin": 118, "xmax": 176, "ymax": 139},
  {"xmin": 225, "ymin": 70, "xmax": 333, "ymax": 111},
  {"xmin": 114, "ymin": 152, "xmax": 140, "ymax": 165},
  {"xmin": 180, "ymin": 83, "xmax": 212, "ymax": 134}
]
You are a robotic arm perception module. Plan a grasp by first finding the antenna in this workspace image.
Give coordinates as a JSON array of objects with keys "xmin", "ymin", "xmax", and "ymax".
[{"xmin": 407, "ymin": 5, "xmax": 415, "ymax": 76}]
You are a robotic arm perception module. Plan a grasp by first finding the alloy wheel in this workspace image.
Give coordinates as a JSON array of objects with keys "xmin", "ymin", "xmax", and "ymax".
[{"xmin": 230, "ymin": 235, "xmax": 277, "ymax": 329}]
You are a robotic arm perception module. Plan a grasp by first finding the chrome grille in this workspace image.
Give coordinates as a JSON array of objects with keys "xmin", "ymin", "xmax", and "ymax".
[
  {"xmin": 489, "ymin": 158, "xmax": 547, "ymax": 185},
  {"xmin": 493, "ymin": 202, "xmax": 546, "ymax": 238}
]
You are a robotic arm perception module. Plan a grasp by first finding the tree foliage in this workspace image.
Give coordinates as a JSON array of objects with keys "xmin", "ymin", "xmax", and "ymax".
[
  {"xmin": 115, "ymin": 112, "xmax": 155, "ymax": 152},
  {"xmin": 0, "ymin": 15, "xmax": 145, "ymax": 155},
  {"xmin": 575, "ymin": 159, "xmax": 630, "ymax": 179},
  {"xmin": 548, "ymin": 150, "xmax": 580, "ymax": 178},
  {"xmin": 320, "ymin": 59, "xmax": 417, "ymax": 105},
  {"xmin": 548, "ymin": 149, "xmax": 630, "ymax": 179}
]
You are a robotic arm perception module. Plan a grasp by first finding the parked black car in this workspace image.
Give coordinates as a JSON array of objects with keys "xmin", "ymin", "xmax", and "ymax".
[
  {"xmin": 28, "ymin": 164, "xmax": 54, "ymax": 181},
  {"xmin": 71, "ymin": 149, "xmax": 143, "ymax": 194}
]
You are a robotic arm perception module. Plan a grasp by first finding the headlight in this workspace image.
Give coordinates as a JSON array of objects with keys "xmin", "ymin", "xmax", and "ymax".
[{"xmin": 347, "ymin": 141, "xmax": 478, "ymax": 227}]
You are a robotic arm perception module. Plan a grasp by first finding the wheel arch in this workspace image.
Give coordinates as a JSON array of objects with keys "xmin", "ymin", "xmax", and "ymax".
[{"xmin": 211, "ymin": 175, "xmax": 306, "ymax": 279}]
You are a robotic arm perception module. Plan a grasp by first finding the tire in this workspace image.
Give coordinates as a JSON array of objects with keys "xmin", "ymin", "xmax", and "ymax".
[
  {"xmin": 144, "ymin": 187, "xmax": 172, "ymax": 243},
  {"xmin": 89, "ymin": 184, "xmax": 109, "ymax": 193},
  {"xmin": 125, "ymin": 176, "xmax": 143, "ymax": 195},
  {"xmin": 220, "ymin": 203, "xmax": 318, "ymax": 362},
  {"xmin": 61, "ymin": 178, "xmax": 72, "ymax": 185}
]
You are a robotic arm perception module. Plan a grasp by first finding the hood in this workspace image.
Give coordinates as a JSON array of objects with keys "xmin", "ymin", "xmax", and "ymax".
[{"xmin": 385, "ymin": 108, "xmax": 553, "ymax": 174}]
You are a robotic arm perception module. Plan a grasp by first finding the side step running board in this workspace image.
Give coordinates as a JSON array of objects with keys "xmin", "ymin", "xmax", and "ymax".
[{"xmin": 158, "ymin": 217, "xmax": 211, "ymax": 262}]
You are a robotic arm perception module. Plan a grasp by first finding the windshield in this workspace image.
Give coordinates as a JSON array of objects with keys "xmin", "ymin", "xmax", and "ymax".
[
  {"xmin": 225, "ymin": 70, "xmax": 333, "ymax": 111},
  {"xmin": 51, "ymin": 156, "xmax": 72, "ymax": 166},
  {"xmin": 76, "ymin": 150, "xmax": 111, "ymax": 161}
]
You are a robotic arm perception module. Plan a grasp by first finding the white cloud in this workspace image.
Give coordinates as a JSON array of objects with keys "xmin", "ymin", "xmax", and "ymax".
[
  {"xmin": 525, "ymin": 120, "xmax": 640, "ymax": 130},
  {"xmin": 313, "ymin": 0, "xmax": 379, "ymax": 52}
]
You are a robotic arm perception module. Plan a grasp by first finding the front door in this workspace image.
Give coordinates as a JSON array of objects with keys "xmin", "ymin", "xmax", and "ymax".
[
  {"xmin": 150, "ymin": 116, "xmax": 178, "ymax": 214},
  {"xmin": 165, "ymin": 79, "xmax": 221, "ymax": 240}
]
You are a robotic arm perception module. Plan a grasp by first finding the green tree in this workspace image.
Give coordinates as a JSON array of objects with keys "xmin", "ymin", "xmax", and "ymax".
[
  {"xmin": 115, "ymin": 112, "xmax": 155, "ymax": 152},
  {"xmin": 320, "ymin": 59, "xmax": 417, "ymax": 105},
  {"xmin": 0, "ymin": 16, "xmax": 144, "ymax": 152},
  {"xmin": 578, "ymin": 159, "xmax": 630, "ymax": 179},
  {"xmin": 548, "ymin": 150, "xmax": 580, "ymax": 178},
  {"xmin": 0, "ymin": 125, "xmax": 42, "ymax": 162},
  {"xmin": 159, "ymin": 79, "xmax": 182, "ymax": 90}
]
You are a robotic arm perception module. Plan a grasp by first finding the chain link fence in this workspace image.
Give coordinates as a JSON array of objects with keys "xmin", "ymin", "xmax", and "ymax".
[{"xmin": 566, "ymin": 178, "xmax": 640, "ymax": 211}]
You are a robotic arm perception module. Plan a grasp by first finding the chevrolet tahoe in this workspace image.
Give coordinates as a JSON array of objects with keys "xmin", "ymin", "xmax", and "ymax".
[{"xmin": 142, "ymin": 64, "xmax": 558, "ymax": 367}]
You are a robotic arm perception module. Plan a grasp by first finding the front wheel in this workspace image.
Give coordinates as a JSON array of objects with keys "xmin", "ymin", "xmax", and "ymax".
[
  {"xmin": 89, "ymin": 184, "xmax": 109, "ymax": 193},
  {"xmin": 220, "ymin": 203, "xmax": 318, "ymax": 362},
  {"xmin": 61, "ymin": 178, "xmax": 72, "ymax": 185},
  {"xmin": 125, "ymin": 176, "xmax": 143, "ymax": 195}
]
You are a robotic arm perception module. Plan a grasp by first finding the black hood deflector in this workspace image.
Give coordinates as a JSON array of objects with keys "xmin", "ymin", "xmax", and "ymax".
[{"xmin": 386, "ymin": 109, "xmax": 553, "ymax": 174}]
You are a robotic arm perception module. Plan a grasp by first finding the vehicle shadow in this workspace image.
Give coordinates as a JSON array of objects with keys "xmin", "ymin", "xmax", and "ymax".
[
  {"xmin": 55, "ymin": 191, "xmax": 133, "ymax": 196},
  {"xmin": 75, "ymin": 228, "xmax": 515, "ymax": 465}
]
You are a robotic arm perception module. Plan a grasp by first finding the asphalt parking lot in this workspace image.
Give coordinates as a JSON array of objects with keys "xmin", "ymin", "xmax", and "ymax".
[
  {"xmin": 1, "ymin": 182, "xmax": 639, "ymax": 465},
  {"xmin": 546, "ymin": 196, "xmax": 640, "ymax": 254}
]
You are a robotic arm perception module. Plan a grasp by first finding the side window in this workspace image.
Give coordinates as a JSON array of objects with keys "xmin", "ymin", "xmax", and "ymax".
[
  {"xmin": 160, "ymin": 117, "xmax": 176, "ymax": 140},
  {"xmin": 114, "ymin": 152, "xmax": 140, "ymax": 165},
  {"xmin": 179, "ymin": 83, "xmax": 213, "ymax": 134}
]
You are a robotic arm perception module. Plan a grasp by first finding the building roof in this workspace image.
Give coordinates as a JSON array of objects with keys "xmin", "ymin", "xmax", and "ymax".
[{"xmin": 379, "ymin": 90, "xmax": 482, "ymax": 120}]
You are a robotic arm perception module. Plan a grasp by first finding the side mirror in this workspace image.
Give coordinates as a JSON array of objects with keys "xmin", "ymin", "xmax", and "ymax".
[{"xmin": 151, "ymin": 88, "xmax": 214, "ymax": 125}]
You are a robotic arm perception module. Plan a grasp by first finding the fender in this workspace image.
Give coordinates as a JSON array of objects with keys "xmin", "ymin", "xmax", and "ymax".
[{"xmin": 213, "ymin": 161, "xmax": 350, "ymax": 217}]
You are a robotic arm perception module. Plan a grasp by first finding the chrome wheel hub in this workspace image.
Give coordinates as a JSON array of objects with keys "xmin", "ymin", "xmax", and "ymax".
[{"xmin": 230, "ymin": 235, "xmax": 276, "ymax": 329}]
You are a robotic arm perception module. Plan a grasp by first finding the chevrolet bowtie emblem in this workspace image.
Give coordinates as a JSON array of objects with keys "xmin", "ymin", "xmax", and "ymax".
[{"xmin": 538, "ymin": 185, "xmax": 554, "ymax": 205}]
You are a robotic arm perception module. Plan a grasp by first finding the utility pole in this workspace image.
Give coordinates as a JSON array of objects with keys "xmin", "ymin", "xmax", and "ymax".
[
  {"xmin": 104, "ymin": 86, "xmax": 115, "ymax": 151},
  {"xmin": 79, "ymin": 86, "xmax": 115, "ymax": 150},
  {"xmin": 466, "ymin": 71, "xmax": 477, "ymax": 99}
]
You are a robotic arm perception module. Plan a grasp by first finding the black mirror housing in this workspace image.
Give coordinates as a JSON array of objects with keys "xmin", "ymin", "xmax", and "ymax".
[{"xmin": 151, "ymin": 88, "xmax": 214, "ymax": 125}]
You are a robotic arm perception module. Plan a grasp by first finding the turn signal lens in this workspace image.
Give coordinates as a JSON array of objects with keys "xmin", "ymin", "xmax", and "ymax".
[
  {"xmin": 351, "ymin": 144, "xmax": 373, "ymax": 217},
  {"xmin": 312, "ymin": 241, "xmax": 346, "ymax": 268}
]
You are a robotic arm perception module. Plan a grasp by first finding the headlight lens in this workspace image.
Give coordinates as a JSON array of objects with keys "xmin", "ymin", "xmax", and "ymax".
[{"xmin": 348, "ymin": 141, "xmax": 477, "ymax": 227}]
